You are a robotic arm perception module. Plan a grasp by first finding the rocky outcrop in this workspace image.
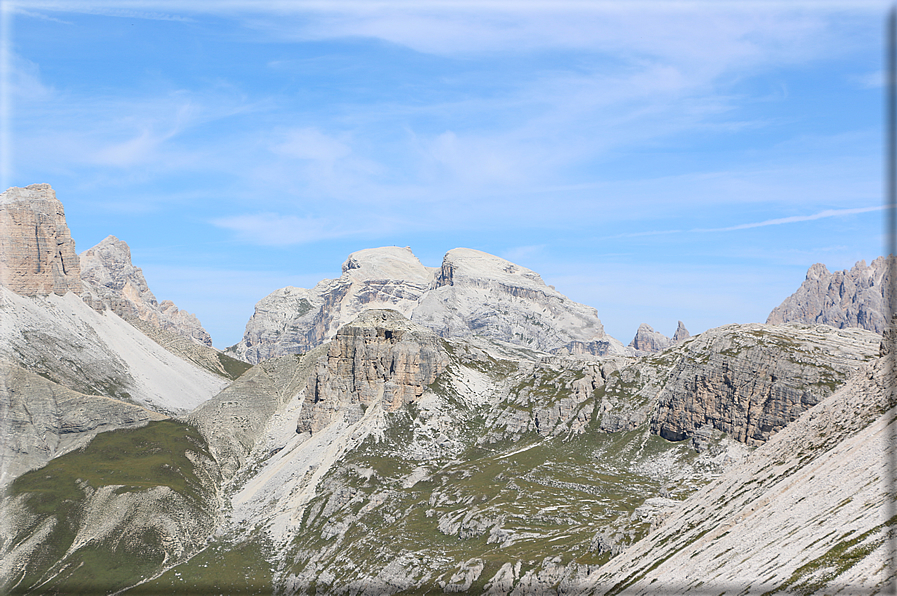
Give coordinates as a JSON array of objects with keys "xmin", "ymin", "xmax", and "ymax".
[
  {"xmin": 80, "ymin": 235, "xmax": 213, "ymax": 346},
  {"xmin": 0, "ymin": 184, "xmax": 81, "ymax": 296},
  {"xmin": 297, "ymin": 310, "xmax": 449, "ymax": 434},
  {"xmin": 767, "ymin": 256, "xmax": 895, "ymax": 333},
  {"xmin": 234, "ymin": 247, "xmax": 626, "ymax": 364},
  {"xmin": 589, "ymin": 353, "xmax": 895, "ymax": 594},
  {"xmin": 190, "ymin": 349, "xmax": 322, "ymax": 479},
  {"xmin": 628, "ymin": 323, "xmax": 672, "ymax": 354},
  {"xmin": 0, "ymin": 361, "xmax": 167, "ymax": 487},
  {"xmin": 412, "ymin": 248, "xmax": 624, "ymax": 354},
  {"xmin": 233, "ymin": 246, "xmax": 435, "ymax": 363},
  {"xmin": 649, "ymin": 323, "xmax": 880, "ymax": 446},
  {"xmin": 672, "ymin": 320, "xmax": 689, "ymax": 343}
]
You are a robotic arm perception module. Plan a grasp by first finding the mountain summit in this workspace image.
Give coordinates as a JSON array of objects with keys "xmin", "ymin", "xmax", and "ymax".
[{"xmin": 233, "ymin": 246, "xmax": 626, "ymax": 363}]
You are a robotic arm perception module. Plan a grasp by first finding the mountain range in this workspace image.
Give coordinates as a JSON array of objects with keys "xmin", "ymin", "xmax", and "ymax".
[{"xmin": 0, "ymin": 183, "xmax": 894, "ymax": 595}]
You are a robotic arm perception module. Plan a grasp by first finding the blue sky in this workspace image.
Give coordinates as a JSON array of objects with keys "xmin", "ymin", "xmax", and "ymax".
[{"xmin": 2, "ymin": 0, "xmax": 890, "ymax": 348}]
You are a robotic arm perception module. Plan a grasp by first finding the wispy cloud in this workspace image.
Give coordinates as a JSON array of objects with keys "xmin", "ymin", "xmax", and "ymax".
[
  {"xmin": 211, "ymin": 212, "xmax": 351, "ymax": 246},
  {"xmin": 609, "ymin": 205, "xmax": 886, "ymax": 239},
  {"xmin": 695, "ymin": 205, "xmax": 887, "ymax": 232}
]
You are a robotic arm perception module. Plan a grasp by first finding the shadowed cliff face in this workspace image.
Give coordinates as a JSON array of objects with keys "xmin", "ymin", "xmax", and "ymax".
[
  {"xmin": 297, "ymin": 310, "xmax": 450, "ymax": 434},
  {"xmin": 0, "ymin": 184, "xmax": 82, "ymax": 297},
  {"xmin": 649, "ymin": 323, "xmax": 879, "ymax": 446}
]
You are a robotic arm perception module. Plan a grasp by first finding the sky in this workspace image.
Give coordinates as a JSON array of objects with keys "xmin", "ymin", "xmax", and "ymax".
[{"xmin": 1, "ymin": 0, "xmax": 891, "ymax": 348}]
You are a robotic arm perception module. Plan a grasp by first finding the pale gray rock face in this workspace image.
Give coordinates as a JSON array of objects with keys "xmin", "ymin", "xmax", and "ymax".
[
  {"xmin": 412, "ymin": 248, "xmax": 622, "ymax": 354},
  {"xmin": 80, "ymin": 235, "xmax": 213, "ymax": 346},
  {"xmin": 628, "ymin": 323, "xmax": 672, "ymax": 354},
  {"xmin": 0, "ymin": 286, "xmax": 228, "ymax": 415},
  {"xmin": 767, "ymin": 256, "xmax": 895, "ymax": 333},
  {"xmin": 0, "ymin": 361, "xmax": 167, "ymax": 487},
  {"xmin": 297, "ymin": 309, "xmax": 450, "ymax": 435},
  {"xmin": 0, "ymin": 184, "xmax": 82, "ymax": 296},
  {"xmin": 233, "ymin": 246, "xmax": 435, "ymax": 363},
  {"xmin": 672, "ymin": 320, "xmax": 690, "ymax": 343},
  {"xmin": 235, "ymin": 246, "xmax": 625, "ymax": 364},
  {"xmin": 649, "ymin": 323, "xmax": 880, "ymax": 446}
]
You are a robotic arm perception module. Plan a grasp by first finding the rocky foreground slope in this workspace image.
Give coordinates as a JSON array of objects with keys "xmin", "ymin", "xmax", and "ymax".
[{"xmin": 232, "ymin": 247, "xmax": 628, "ymax": 364}]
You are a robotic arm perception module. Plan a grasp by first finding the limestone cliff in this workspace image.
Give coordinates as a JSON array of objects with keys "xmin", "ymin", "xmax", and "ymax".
[
  {"xmin": 235, "ymin": 246, "xmax": 626, "ymax": 364},
  {"xmin": 233, "ymin": 246, "xmax": 435, "ymax": 363},
  {"xmin": 627, "ymin": 323, "xmax": 672, "ymax": 354},
  {"xmin": 649, "ymin": 323, "xmax": 880, "ymax": 446},
  {"xmin": 297, "ymin": 310, "xmax": 450, "ymax": 434},
  {"xmin": 0, "ymin": 184, "xmax": 81, "ymax": 296},
  {"xmin": 413, "ymin": 248, "xmax": 624, "ymax": 354},
  {"xmin": 767, "ymin": 256, "xmax": 895, "ymax": 333},
  {"xmin": 589, "ymin": 353, "xmax": 896, "ymax": 594},
  {"xmin": 80, "ymin": 235, "xmax": 213, "ymax": 346}
]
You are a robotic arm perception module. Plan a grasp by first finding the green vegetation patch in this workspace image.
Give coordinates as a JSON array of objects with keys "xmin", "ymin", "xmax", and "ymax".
[
  {"xmin": 126, "ymin": 537, "xmax": 273, "ymax": 596},
  {"xmin": 6, "ymin": 420, "xmax": 216, "ymax": 594},
  {"xmin": 217, "ymin": 351, "xmax": 253, "ymax": 380},
  {"xmin": 12, "ymin": 419, "xmax": 212, "ymax": 508}
]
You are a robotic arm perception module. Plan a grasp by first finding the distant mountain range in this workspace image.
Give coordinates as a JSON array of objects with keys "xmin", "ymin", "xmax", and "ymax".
[{"xmin": 1, "ymin": 183, "xmax": 893, "ymax": 595}]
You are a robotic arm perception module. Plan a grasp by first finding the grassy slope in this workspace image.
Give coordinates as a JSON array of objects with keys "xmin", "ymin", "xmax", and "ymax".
[{"xmin": 5, "ymin": 420, "xmax": 218, "ymax": 595}]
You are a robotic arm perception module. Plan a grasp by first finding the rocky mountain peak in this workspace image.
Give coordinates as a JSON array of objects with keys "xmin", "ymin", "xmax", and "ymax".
[
  {"xmin": 234, "ymin": 246, "xmax": 624, "ymax": 364},
  {"xmin": 341, "ymin": 246, "xmax": 433, "ymax": 284},
  {"xmin": 0, "ymin": 184, "xmax": 82, "ymax": 296},
  {"xmin": 767, "ymin": 255, "xmax": 894, "ymax": 333},
  {"xmin": 80, "ymin": 235, "xmax": 213, "ymax": 346},
  {"xmin": 434, "ymin": 247, "xmax": 550, "ymax": 291},
  {"xmin": 672, "ymin": 320, "xmax": 690, "ymax": 343},
  {"xmin": 628, "ymin": 323, "xmax": 672, "ymax": 353}
]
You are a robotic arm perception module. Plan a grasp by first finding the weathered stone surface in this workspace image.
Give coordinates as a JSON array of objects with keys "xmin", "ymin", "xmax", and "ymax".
[
  {"xmin": 80, "ymin": 235, "xmax": 213, "ymax": 346},
  {"xmin": 649, "ymin": 323, "xmax": 880, "ymax": 446},
  {"xmin": 0, "ymin": 184, "xmax": 81, "ymax": 296},
  {"xmin": 127, "ymin": 318, "xmax": 251, "ymax": 381},
  {"xmin": 589, "ymin": 353, "xmax": 895, "ymax": 594},
  {"xmin": 413, "ymin": 248, "xmax": 625, "ymax": 354},
  {"xmin": 297, "ymin": 310, "xmax": 450, "ymax": 434},
  {"xmin": 628, "ymin": 323, "xmax": 672, "ymax": 354},
  {"xmin": 672, "ymin": 320, "xmax": 690, "ymax": 343},
  {"xmin": 233, "ymin": 246, "xmax": 627, "ymax": 364},
  {"xmin": 233, "ymin": 246, "xmax": 435, "ymax": 363},
  {"xmin": 0, "ymin": 285, "xmax": 228, "ymax": 415},
  {"xmin": 0, "ymin": 360, "xmax": 167, "ymax": 487},
  {"xmin": 767, "ymin": 256, "xmax": 895, "ymax": 333},
  {"xmin": 190, "ymin": 350, "xmax": 321, "ymax": 479}
]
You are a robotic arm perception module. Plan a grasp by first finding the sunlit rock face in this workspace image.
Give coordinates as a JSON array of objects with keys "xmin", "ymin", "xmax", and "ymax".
[
  {"xmin": 649, "ymin": 323, "xmax": 880, "ymax": 446},
  {"xmin": 767, "ymin": 256, "xmax": 894, "ymax": 334},
  {"xmin": 234, "ymin": 246, "xmax": 436, "ymax": 364},
  {"xmin": 0, "ymin": 184, "xmax": 82, "ymax": 296},
  {"xmin": 412, "ymin": 248, "xmax": 624, "ymax": 354},
  {"xmin": 297, "ymin": 309, "xmax": 449, "ymax": 434},
  {"xmin": 80, "ymin": 235, "xmax": 213, "ymax": 346},
  {"xmin": 235, "ymin": 246, "xmax": 627, "ymax": 364}
]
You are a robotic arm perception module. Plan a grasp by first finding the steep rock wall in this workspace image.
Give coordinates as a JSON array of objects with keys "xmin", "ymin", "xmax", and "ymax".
[
  {"xmin": 297, "ymin": 310, "xmax": 449, "ymax": 434},
  {"xmin": 0, "ymin": 184, "xmax": 81, "ymax": 296}
]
